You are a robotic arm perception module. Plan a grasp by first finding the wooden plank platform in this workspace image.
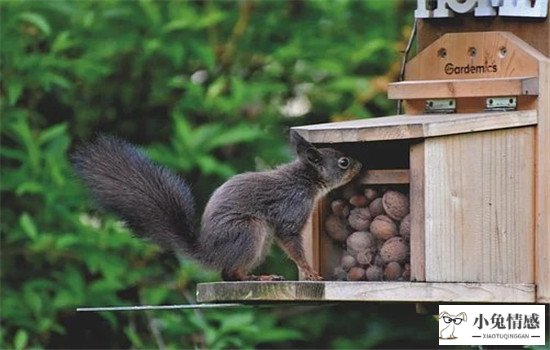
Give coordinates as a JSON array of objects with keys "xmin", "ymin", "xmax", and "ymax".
[
  {"xmin": 196, "ymin": 281, "xmax": 535, "ymax": 303},
  {"xmin": 388, "ymin": 77, "xmax": 538, "ymax": 100},
  {"xmin": 291, "ymin": 110, "xmax": 537, "ymax": 143}
]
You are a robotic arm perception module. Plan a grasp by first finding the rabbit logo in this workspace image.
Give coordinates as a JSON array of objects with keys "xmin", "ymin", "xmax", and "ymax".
[{"xmin": 439, "ymin": 311, "xmax": 467, "ymax": 340}]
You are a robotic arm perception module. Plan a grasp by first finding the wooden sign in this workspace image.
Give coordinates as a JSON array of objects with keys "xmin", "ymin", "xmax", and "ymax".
[{"xmin": 416, "ymin": 0, "xmax": 548, "ymax": 18}]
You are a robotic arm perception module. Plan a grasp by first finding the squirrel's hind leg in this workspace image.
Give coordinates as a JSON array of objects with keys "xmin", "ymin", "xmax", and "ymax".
[{"xmin": 276, "ymin": 236, "xmax": 323, "ymax": 281}]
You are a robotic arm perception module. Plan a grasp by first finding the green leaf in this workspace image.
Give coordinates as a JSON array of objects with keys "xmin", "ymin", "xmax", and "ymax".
[
  {"xmin": 16, "ymin": 182, "xmax": 43, "ymax": 196},
  {"xmin": 38, "ymin": 123, "xmax": 67, "ymax": 145},
  {"xmin": 254, "ymin": 328, "xmax": 303, "ymax": 342},
  {"xmin": 51, "ymin": 31, "xmax": 73, "ymax": 53},
  {"xmin": 13, "ymin": 329, "xmax": 28, "ymax": 350},
  {"xmin": 203, "ymin": 124, "xmax": 264, "ymax": 151},
  {"xmin": 7, "ymin": 81, "xmax": 23, "ymax": 106},
  {"xmin": 219, "ymin": 312, "xmax": 254, "ymax": 334},
  {"xmin": 138, "ymin": 0, "xmax": 161, "ymax": 25},
  {"xmin": 19, "ymin": 213, "xmax": 38, "ymax": 239},
  {"xmin": 19, "ymin": 12, "xmax": 51, "ymax": 36},
  {"xmin": 124, "ymin": 326, "xmax": 144, "ymax": 348}
]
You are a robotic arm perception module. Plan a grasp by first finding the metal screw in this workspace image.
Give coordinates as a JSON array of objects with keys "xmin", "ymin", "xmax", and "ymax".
[
  {"xmin": 438, "ymin": 48, "xmax": 447, "ymax": 58},
  {"xmin": 468, "ymin": 47, "xmax": 477, "ymax": 57}
]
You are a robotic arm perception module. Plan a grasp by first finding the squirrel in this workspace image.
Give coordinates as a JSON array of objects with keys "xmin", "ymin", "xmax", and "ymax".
[{"xmin": 72, "ymin": 131, "xmax": 362, "ymax": 281}]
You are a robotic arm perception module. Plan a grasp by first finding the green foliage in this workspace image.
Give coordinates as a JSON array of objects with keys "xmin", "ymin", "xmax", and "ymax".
[{"xmin": 1, "ymin": 0, "xmax": 435, "ymax": 349}]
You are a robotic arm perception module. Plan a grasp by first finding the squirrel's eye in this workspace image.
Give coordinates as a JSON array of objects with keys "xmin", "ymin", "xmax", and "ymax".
[{"xmin": 338, "ymin": 157, "xmax": 350, "ymax": 169}]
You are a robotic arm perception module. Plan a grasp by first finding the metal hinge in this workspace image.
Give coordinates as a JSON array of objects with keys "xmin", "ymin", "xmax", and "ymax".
[
  {"xmin": 425, "ymin": 99, "xmax": 456, "ymax": 114},
  {"xmin": 485, "ymin": 97, "xmax": 517, "ymax": 112}
]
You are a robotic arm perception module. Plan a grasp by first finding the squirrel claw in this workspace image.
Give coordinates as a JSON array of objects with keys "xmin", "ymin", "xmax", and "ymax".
[{"xmin": 304, "ymin": 272, "xmax": 324, "ymax": 281}]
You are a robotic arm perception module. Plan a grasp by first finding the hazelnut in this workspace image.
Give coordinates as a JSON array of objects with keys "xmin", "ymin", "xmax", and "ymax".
[
  {"xmin": 347, "ymin": 267, "xmax": 366, "ymax": 281},
  {"xmin": 368, "ymin": 197, "xmax": 385, "ymax": 217},
  {"xmin": 325, "ymin": 215, "xmax": 350, "ymax": 242},
  {"xmin": 382, "ymin": 190, "xmax": 409, "ymax": 221},
  {"xmin": 364, "ymin": 188, "xmax": 378, "ymax": 202},
  {"xmin": 399, "ymin": 214, "xmax": 411, "ymax": 241},
  {"xmin": 380, "ymin": 237, "xmax": 409, "ymax": 264},
  {"xmin": 365, "ymin": 265, "xmax": 383, "ymax": 281},
  {"xmin": 348, "ymin": 207, "xmax": 372, "ymax": 231},
  {"xmin": 349, "ymin": 195, "xmax": 368, "ymax": 207},
  {"xmin": 346, "ymin": 231, "xmax": 376, "ymax": 256},
  {"xmin": 331, "ymin": 199, "xmax": 350, "ymax": 218},
  {"xmin": 333, "ymin": 267, "xmax": 347, "ymax": 281},
  {"xmin": 384, "ymin": 262, "xmax": 402, "ymax": 281},
  {"xmin": 370, "ymin": 215, "xmax": 398, "ymax": 241},
  {"xmin": 340, "ymin": 253, "xmax": 357, "ymax": 271}
]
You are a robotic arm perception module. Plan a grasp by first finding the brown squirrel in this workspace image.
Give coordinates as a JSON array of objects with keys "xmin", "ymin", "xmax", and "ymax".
[{"xmin": 72, "ymin": 131, "xmax": 362, "ymax": 281}]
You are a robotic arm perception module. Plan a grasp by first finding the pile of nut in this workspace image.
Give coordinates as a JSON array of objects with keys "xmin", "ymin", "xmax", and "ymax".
[{"xmin": 325, "ymin": 187, "xmax": 411, "ymax": 281}]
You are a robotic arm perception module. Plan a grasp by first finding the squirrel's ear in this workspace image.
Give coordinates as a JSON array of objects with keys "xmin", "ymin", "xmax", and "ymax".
[{"xmin": 291, "ymin": 130, "xmax": 322, "ymax": 165}]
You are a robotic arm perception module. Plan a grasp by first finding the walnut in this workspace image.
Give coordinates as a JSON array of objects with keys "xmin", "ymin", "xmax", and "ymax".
[
  {"xmin": 346, "ymin": 231, "xmax": 376, "ymax": 256},
  {"xmin": 331, "ymin": 199, "xmax": 350, "ymax": 218},
  {"xmin": 370, "ymin": 215, "xmax": 398, "ymax": 241},
  {"xmin": 399, "ymin": 214, "xmax": 411, "ymax": 241},
  {"xmin": 364, "ymin": 188, "xmax": 378, "ymax": 202},
  {"xmin": 325, "ymin": 215, "xmax": 350, "ymax": 242},
  {"xmin": 340, "ymin": 253, "xmax": 357, "ymax": 271},
  {"xmin": 348, "ymin": 207, "xmax": 372, "ymax": 231},
  {"xmin": 382, "ymin": 190, "xmax": 409, "ymax": 220},
  {"xmin": 380, "ymin": 236, "xmax": 409, "ymax": 264},
  {"xmin": 384, "ymin": 262, "xmax": 402, "ymax": 281},
  {"xmin": 349, "ymin": 195, "xmax": 368, "ymax": 207},
  {"xmin": 347, "ymin": 266, "xmax": 366, "ymax": 281},
  {"xmin": 365, "ymin": 265, "xmax": 383, "ymax": 281},
  {"xmin": 368, "ymin": 197, "xmax": 385, "ymax": 217}
]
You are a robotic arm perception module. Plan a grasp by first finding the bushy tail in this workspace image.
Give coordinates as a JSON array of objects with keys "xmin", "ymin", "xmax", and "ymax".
[{"xmin": 72, "ymin": 135, "xmax": 198, "ymax": 256}]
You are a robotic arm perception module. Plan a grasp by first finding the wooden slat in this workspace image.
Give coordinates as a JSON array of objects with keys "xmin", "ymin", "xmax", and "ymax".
[
  {"xmin": 292, "ymin": 110, "xmax": 537, "ymax": 143},
  {"xmin": 388, "ymin": 77, "xmax": 538, "ymax": 100},
  {"xmin": 424, "ymin": 128, "xmax": 535, "ymax": 284},
  {"xmin": 196, "ymin": 281, "xmax": 535, "ymax": 303},
  {"xmin": 300, "ymin": 200, "xmax": 321, "ymax": 279},
  {"xmin": 410, "ymin": 143, "xmax": 426, "ymax": 282},
  {"xmin": 358, "ymin": 169, "xmax": 409, "ymax": 185},
  {"xmin": 535, "ymin": 56, "xmax": 550, "ymax": 303}
]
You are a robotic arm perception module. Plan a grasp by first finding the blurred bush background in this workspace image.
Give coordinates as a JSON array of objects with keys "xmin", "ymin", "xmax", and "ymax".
[{"xmin": 1, "ymin": 0, "xmax": 437, "ymax": 348}]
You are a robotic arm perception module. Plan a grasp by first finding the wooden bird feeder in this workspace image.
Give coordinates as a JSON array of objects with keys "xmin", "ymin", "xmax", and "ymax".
[{"xmin": 198, "ymin": 4, "xmax": 550, "ymax": 305}]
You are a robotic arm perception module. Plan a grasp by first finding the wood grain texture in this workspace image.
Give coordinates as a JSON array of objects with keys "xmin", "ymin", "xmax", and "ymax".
[
  {"xmin": 300, "ymin": 200, "xmax": 321, "ymax": 279},
  {"xmin": 292, "ymin": 110, "xmax": 537, "ymax": 143},
  {"xmin": 406, "ymin": 32, "xmax": 539, "ymax": 81},
  {"xmin": 417, "ymin": 15, "xmax": 550, "ymax": 57},
  {"xmin": 317, "ymin": 199, "xmax": 341, "ymax": 279},
  {"xmin": 424, "ymin": 128, "xmax": 535, "ymax": 284},
  {"xmin": 535, "ymin": 57, "xmax": 550, "ymax": 303},
  {"xmin": 196, "ymin": 281, "xmax": 535, "ymax": 303},
  {"xmin": 388, "ymin": 77, "xmax": 538, "ymax": 100},
  {"xmin": 410, "ymin": 143, "xmax": 426, "ymax": 282},
  {"xmin": 358, "ymin": 169, "xmax": 410, "ymax": 185}
]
